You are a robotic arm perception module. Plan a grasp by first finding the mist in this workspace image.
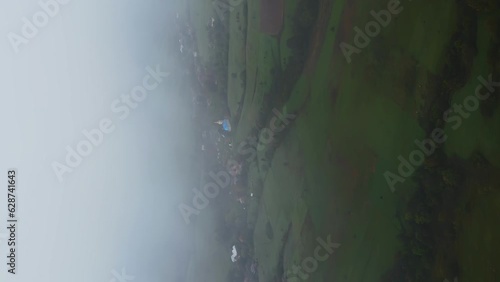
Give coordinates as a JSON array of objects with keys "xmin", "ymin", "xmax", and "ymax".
[{"xmin": 0, "ymin": 0, "xmax": 194, "ymax": 281}]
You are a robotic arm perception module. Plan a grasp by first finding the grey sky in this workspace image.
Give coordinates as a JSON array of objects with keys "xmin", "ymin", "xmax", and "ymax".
[{"xmin": 0, "ymin": 0, "xmax": 193, "ymax": 281}]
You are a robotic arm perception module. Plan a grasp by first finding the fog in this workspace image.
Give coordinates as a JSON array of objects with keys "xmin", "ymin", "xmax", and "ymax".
[{"xmin": 0, "ymin": 0, "xmax": 194, "ymax": 281}]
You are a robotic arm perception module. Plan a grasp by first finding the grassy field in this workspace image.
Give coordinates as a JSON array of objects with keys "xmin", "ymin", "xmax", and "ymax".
[{"xmin": 185, "ymin": 0, "xmax": 500, "ymax": 280}]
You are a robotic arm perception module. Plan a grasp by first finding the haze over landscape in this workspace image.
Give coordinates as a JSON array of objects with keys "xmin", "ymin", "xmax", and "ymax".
[
  {"xmin": 2, "ymin": 0, "xmax": 500, "ymax": 281},
  {"xmin": 1, "ymin": 0, "xmax": 193, "ymax": 281}
]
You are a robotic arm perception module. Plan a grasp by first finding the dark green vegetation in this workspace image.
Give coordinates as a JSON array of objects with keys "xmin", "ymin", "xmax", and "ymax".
[
  {"xmin": 181, "ymin": 0, "xmax": 500, "ymax": 280},
  {"xmin": 383, "ymin": 1, "xmax": 500, "ymax": 281},
  {"xmin": 384, "ymin": 150, "xmax": 500, "ymax": 281}
]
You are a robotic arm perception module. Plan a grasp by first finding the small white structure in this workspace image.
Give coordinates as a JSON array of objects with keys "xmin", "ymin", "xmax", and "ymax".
[{"xmin": 231, "ymin": 245, "xmax": 238, "ymax": 262}]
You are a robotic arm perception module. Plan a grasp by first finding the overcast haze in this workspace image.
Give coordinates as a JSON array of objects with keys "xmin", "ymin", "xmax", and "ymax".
[{"xmin": 0, "ymin": 0, "xmax": 193, "ymax": 281}]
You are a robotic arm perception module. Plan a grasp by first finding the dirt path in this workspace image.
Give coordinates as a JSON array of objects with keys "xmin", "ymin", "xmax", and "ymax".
[
  {"xmin": 259, "ymin": 0, "xmax": 284, "ymax": 35},
  {"xmin": 303, "ymin": 0, "xmax": 336, "ymax": 75},
  {"xmin": 302, "ymin": 0, "xmax": 358, "ymax": 77}
]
